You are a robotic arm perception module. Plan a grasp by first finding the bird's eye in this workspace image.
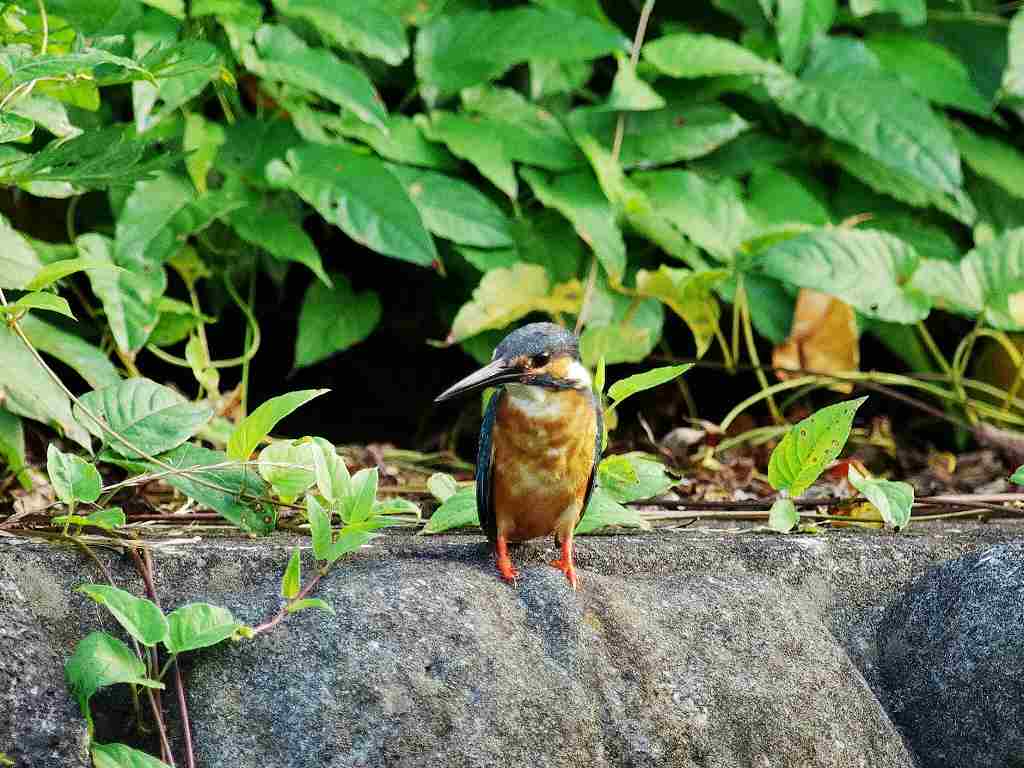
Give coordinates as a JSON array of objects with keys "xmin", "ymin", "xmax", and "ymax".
[{"xmin": 532, "ymin": 353, "xmax": 550, "ymax": 367}]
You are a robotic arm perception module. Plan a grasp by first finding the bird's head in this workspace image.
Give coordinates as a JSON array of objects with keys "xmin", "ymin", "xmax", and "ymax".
[{"xmin": 435, "ymin": 322, "xmax": 591, "ymax": 403}]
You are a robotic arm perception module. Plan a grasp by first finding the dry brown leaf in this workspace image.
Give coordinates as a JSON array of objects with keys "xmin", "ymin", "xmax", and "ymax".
[{"xmin": 773, "ymin": 289, "xmax": 859, "ymax": 391}]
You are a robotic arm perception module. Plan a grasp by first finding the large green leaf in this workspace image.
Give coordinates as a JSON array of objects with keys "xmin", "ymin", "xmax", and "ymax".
[
  {"xmin": 249, "ymin": 24, "xmax": 387, "ymax": 130},
  {"xmin": 848, "ymin": 466, "xmax": 913, "ymax": 530},
  {"xmin": 65, "ymin": 632, "xmax": 163, "ymax": 721},
  {"xmin": 331, "ymin": 113, "xmax": 457, "ymax": 170},
  {"xmin": 768, "ymin": 396, "xmax": 867, "ymax": 497},
  {"xmin": 310, "ymin": 436, "xmax": 351, "ymax": 505},
  {"xmin": 92, "ymin": 742, "xmax": 172, "ymax": 768},
  {"xmin": 77, "ymin": 585, "xmax": 168, "ymax": 647},
  {"xmin": 388, "ymin": 165, "xmax": 514, "ymax": 248},
  {"xmin": 5, "ymin": 49, "xmax": 152, "ymax": 89},
  {"xmin": 776, "ymin": 0, "xmax": 835, "ymax": 72},
  {"xmin": 849, "ymin": 0, "xmax": 924, "ymax": 25},
  {"xmin": 0, "ymin": 214, "xmax": 42, "ymax": 289},
  {"xmin": 631, "ymin": 169, "xmax": 758, "ymax": 262},
  {"xmin": 257, "ymin": 439, "xmax": 317, "ymax": 501},
  {"xmin": 575, "ymin": 486, "xmax": 649, "ymax": 534},
  {"xmin": 294, "ymin": 273, "xmax": 382, "ymax": 369},
  {"xmin": 1006, "ymin": 9, "xmax": 1024, "ymax": 99},
  {"xmin": 866, "ymin": 35, "xmax": 991, "ymax": 116},
  {"xmin": 643, "ymin": 31, "xmax": 781, "ymax": 78},
  {"xmin": 267, "ymin": 143, "xmax": 437, "ymax": 267},
  {"xmin": 228, "ymin": 389, "xmax": 329, "ymax": 461},
  {"xmin": 47, "ymin": 444, "xmax": 102, "ymax": 506},
  {"xmin": 520, "ymin": 168, "xmax": 625, "ymax": 282},
  {"xmin": 164, "ymin": 603, "xmax": 241, "ymax": 653},
  {"xmin": 227, "ymin": 203, "xmax": 331, "ymax": 286},
  {"xmin": 74, "ymin": 378, "xmax": 212, "ymax": 458},
  {"xmin": 603, "ymin": 53, "xmax": 664, "ymax": 111},
  {"xmin": 420, "ymin": 487, "xmax": 478, "ymax": 534},
  {"xmin": 5, "ymin": 292, "xmax": 75, "ymax": 320},
  {"xmin": 753, "ymin": 229, "xmax": 930, "ymax": 323},
  {"xmin": 0, "ymin": 324, "xmax": 90, "ymax": 449},
  {"xmin": 271, "ymin": 0, "xmax": 408, "ymax": 65},
  {"xmin": 909, "ymin": 229, "xmax": 1024, "ymax": 330},
  {"xmin": 569, "ymin": 102, "xmax": 750, "ymax": 170},
  {"xmin": 0, "ymin": 113, "xmax": 35, "ymax": 144},
  {"xmin": 748, "ymin": 167, "xmax": 830, "ymax": 227},
  {"xmin": 596, "ymin": 453, "xmax": 675, "ymax": 503},
  {"xmin": 764, "ymin": 37, "xmax": 961, "ymax": 196},
  {"xmin": 104, "ymin": 443, "xmax": 276, "ymax": 534},
  {"xmin": 0, "ymin": 408, "xmax": 29, "ymax": 490},
  {"xmin": 414, "ymin": 7, "xmax": 626, "ymax": 94}
]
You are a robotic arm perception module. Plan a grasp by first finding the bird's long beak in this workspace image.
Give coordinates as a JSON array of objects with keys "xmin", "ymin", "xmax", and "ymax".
[{"xmin": 435, "ymin": 359, "xmax": 521, "ymax": 403}]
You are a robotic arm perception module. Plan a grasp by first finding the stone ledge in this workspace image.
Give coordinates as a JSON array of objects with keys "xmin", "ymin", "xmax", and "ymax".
[{"xmin": 1, "ymin": 525, "xmax": 1021, "ymax": 767}]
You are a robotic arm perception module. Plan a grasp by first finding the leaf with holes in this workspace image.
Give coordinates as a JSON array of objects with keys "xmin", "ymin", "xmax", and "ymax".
[
  {"xmin": 768, "ymin": 397, "xmax": 868, "ymax": 497},
  {"xmin": 848, "ymin": 466, "xmax": 913, "ymax": 530}
]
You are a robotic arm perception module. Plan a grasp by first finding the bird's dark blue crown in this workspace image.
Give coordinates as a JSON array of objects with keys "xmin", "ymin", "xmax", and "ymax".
[{"xmin": 493, "ymin": 322, "xmax": 580, "ymax": 362}]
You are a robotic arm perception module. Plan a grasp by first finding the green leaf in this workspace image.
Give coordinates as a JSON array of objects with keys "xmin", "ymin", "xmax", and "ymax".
[
  {"xmin": 258, "ymin": 439, "xmax": 317, "ymax": 502},
  {"xmin": 748, "ymin": 167, "xmax": 830, "ymax": 227},
  {"xmin": 753, "ymin": 229, "xmax": 931, "ymax": 323},
  {"xmin": 75, "ymin": 378, "xmax": 212, "ymax": 458},
  {"xmin": 776, "ymin": 0, "xmax": 835, "ymax": 72},
  {"xmin": 281, "ymin": 548, "xmax": 301, "ymax": 599},
  {"xmin": 597, "ymin": 452, "xmax": 675, "ymax": 503},
  {"xmin": 267, "ymin": 143, "xmax": 437, "ymax": 267},
  {"xmin": 417, "ymin": 112, "xmax": 516, "ymax": 198},
  {"xmin": 607, "ymin": 365, "xmax": 694, "ymax": 409},
  {"xmin": 228, "ymin": 389, "xmax": 329, "ymax": 461},
  {"xmin": 227, "ymin": 203, "xmax": 331, "ymax": 286},
  {"xmin": 849, "ymin": 0, "xmax": 925, "ymax": 25},
  {"xmin": 24, "ymin": 257, "xmax": 118, "ymax": 291},
  {"xmin": 77, "ymin": 585, "xmax": 168, "ymax": 647},
  {"xmin": 11, "ymin": 95, "xmax": 79, "ymax": 141},
  {"xmin": 0, "ymin": 112, "xmax": 35, "ymax": 143},
  {"xmin": 951, "ymin": 122, "xmax": 1024, "ymax": 203},
  {"xmin": 420, "ymin": 487, "xmax": 479, "ymax": 534},
  {"xmin": 604, "ymin": 53, "xmax": 664, "ymax": 111},
  {"xmin": 764, "ymin": 37, "xmax": 961, "ymax": 196},
  {"xmin": 6, "ymin": 292, "xmax": 75, "ymax": 320},
  {"xmin": 271, "ymin": 0, "xmax": 408, "ymax": 65},
  {"xmin": 92, "ymin": 742, "xmax": 172, "ymax": 768},
  {"xmin": 307, "ymin": 493, "xmax": 335, "ymax": 559},
  {"xmin": 768, "ymin": 396, "xmax": 868, "ymax": 497},
  {"xmin": 0, "ymin": 409, "xmax": 29, "ymax": 490},
  {"xmin": 215, "ymin": 119, "xmax": 301, "ymax": 186},
  {"xmin": 634, "ymin": 267, "xmax": 728, "ymax": 356},
  {"xmin": 569, "ymin": 102, "xmax": 750, "ymax": 170},
  {"xmin": 7, "ymin": 49, "xmax": 152, "ymax": 89},
  {"xmin": 345, "ymin": 467, "xmax": 379, "ymax": 523},
  {"xmin": 388, "ymin": 165, "xmax": 514, "ymax": 248},
  {"xmin": 597, "ymin": 455, "xmax": 637, "ymax": 485},
  {"xmin": 0, "ymin": 213, "xmax": 42, "ymax": 289},
  {"xmin": 0, "ymin": 324, "xmax": 89, "ymax": 449},
  {"xmin": 866, "ymin": 35, "xmax": 990, "ymax": 116},
  {"xmin": 768, "ymin": 497, "xmax": 798, "ymax": 533},
  {"xmin": 847, "ymin": 466, "xmax": 913, "ymax": 530},
  {"xmin": 579, "ymin": 278, "xmax": 664, "ymax": 367},
  {"xmin": 520, "ymin": 168, "xmax": 626, "ymax": 283},
  {"xmin": 47, "ymin": 444, "xmax": 102, "ymax": 506},
  {"xmin": 374, "ymin": 497, "xmax": 420, "ymax": 518},
  {"xmin": 575, "ymin": 486, "xmax": 649, "ymax": 534},
  {"xmin": 643, "ymin": 32, "xmax": 780, "ymax": 78},
  {"xmin": 101, "ymin": 443, "xmax": 276, "ymax": 534},
  {"xmin": 52, "ymin": 507, "xmax": 126, "ymax": 532},
  {"xmin": 294, "ymin": 273, "xmax": 382, "ymax": 369},
  {"xmin": 330, "ymin": 113, "xmax": 457, "ymax": 171},
  {"xmin": 414, "ymin": 7, "xmax": 626, "ymax": 95},
  {"xmin": 310, "ymin": 437, "xmax": 351, "ymax": 504},
  {"xmin": 65, "ymin": 632, "xmax": 163, "ymax": 721},
  {"xmin": 183, "ymin": 113, "xmax": 225, "ymax": 194},
  {"xmin": 1012, "ymin": 465, "xmax": 1024, "ymax": 485},
  {"xmin": 1006, "ymin": 9, "xmax": 1024, "ymax": 99},
  {"xmin": 631, "ymin": 169, "xmax": 757, "ymax": 262},
  {"xmin": 250, "ymin": 24, "xmax": 386, "ymax": 130},
  {"xmin": 448, "ymin": 263, "xmax": 581, "ymax": 343},
  {"xmin": 427, "ymin": 472, "xmax": 458, "ymax": 502},
  {"xmin": 286, "ymin": 598, "xmax": 334, "ymax": 615},
  {"xmin": 164, "ymin": 603, "xmax": 241, "ymax": 653}
]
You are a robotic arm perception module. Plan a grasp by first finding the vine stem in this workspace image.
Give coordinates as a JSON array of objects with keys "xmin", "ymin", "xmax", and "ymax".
[{"xmin": 250, "ymin": 562, "xmax": 331, "ymax": 636}]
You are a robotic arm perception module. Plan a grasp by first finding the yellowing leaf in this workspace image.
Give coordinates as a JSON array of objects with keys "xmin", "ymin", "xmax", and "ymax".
[
  {"xmin": 447, "ymin": 264, "xmax": 582, "ymax": 343},
  {"xmin": 773, "ymin": 288, "xmax": 859, "ymax": 391},
  {"xmin": 634, "ymin": 266, "xmax": 728, "ymax": 356}
]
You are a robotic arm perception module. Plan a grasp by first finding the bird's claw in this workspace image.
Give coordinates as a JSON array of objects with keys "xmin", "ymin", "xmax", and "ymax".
[
  {"xmin": 549, "ymin": 558, "xmax": 579, "ymax": 590},
  {"xmin": 497, "ymin": 557, "xmax": 520, "ymax": 585}
]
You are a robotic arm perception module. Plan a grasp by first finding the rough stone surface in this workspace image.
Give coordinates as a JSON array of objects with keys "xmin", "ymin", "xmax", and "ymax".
[
  {"xmin": 0, "ymin": 573, "xmax": 89, "ymax": 768},
  {"xmin": 865, "ymin": 541, "xmax": 1024, "ymax": 768},
  {"xmin": 0, "ymin": 525, "xmax": 1021, "ymax": 767}
]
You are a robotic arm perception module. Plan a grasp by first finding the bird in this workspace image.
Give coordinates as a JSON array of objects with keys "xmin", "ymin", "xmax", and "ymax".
[{"xmin": 435, "ymin": 322, "xmax": 602, "ymax": 589}]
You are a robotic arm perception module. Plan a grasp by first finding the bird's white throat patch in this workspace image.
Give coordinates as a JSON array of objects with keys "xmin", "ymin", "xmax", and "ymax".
[{"xmin": 504, "ymin": 361, "xmax": 592, "ymax": 420}]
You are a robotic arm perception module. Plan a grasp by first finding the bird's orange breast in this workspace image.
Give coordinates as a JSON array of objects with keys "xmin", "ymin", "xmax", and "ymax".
[{"xmin": 491, "ymin": 386, "xmax": 597, "ymax": 542}]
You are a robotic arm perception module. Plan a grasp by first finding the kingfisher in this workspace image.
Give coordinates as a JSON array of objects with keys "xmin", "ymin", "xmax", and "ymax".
[{"xmin": 435, "ymin": 322, "xmax": 602, "ymax": 589}]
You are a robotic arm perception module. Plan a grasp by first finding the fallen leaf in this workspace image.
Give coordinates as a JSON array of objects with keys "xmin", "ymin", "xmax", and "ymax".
[{"xmin": 773, "ymin": 289, "xmax": 859, "ymax": 391}]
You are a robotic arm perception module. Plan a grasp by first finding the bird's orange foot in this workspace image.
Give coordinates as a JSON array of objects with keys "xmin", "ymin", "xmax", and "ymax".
[
  {"xmin": 497, "ymin": 557, "xmax": 520, "ymax": 584},
  {"xmin": 549, "ymin": 557, "xmax": 579, "ymax": 590}
]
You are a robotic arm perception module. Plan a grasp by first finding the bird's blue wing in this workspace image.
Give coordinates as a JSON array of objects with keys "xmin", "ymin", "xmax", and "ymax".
[
  {"xmin": 580, "ymin": 389, "xmax": 603, "ymax": 517},
  {"xmin": 476, "ymin": 389, "xmax": 502, "ymax": 543}
]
